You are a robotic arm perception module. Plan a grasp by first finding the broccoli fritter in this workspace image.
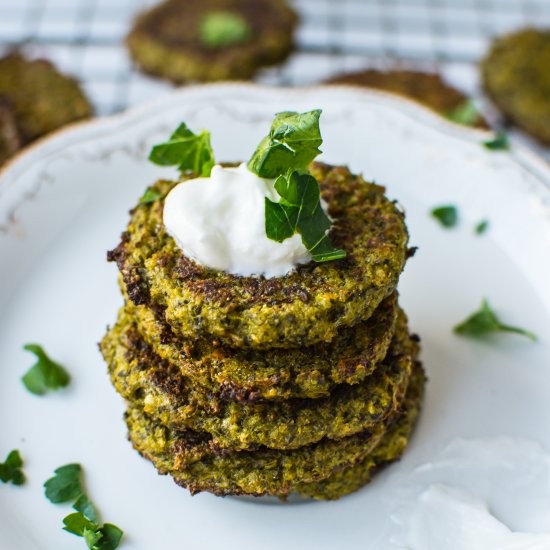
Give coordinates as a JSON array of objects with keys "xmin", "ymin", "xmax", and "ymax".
[
  {"xmin": 108, "ymin": 162, "xmax": 410, "ymax": 349},
  {"xmin": 126, "ymin": 0, "xmax": 297, "ymax": 83},
  {"xmin": 123, "ymin": 287, "xmax": 398, "ymax": 401},
  {"xmin": 481, "ymin": 28, "xmax": 550, "ymax": 144},
  {"xmin": 296, "ymin": 364, "xmax": 424, "ymax": 500},
  {"xmin": 0, "ymin": 54, "xmax": 92, "ymax": 144},
  {"xmin": 326, "ymin": 69, "xmax": 489, "ymax": 129},
  {"xmin": 101, "ymin": 308, "xmax": 415, "ymax": 451},
  {"xmin": 0, "ymin": 98, "xmax": 21, "ymax": 166},
  {"xmin": 125, "ymin": 364, "xmax": 425, "ymax": 499}
]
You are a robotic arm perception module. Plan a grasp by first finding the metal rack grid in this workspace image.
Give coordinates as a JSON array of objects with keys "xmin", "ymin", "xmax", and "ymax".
[{"xmin": 0, "ymin": 0, "xmax": 549, "ymax": 117}]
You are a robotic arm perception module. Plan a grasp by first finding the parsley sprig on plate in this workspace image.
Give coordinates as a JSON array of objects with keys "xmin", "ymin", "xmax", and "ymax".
[
  {"xmin": 0, "ymin": 450, "xmax": 25, "ymax": 486},
  {"xmin": 45, "ymin": 464, "xmax": 123, "ymax": 550},
  {"xmin": 454, "ymin": 299, "xmax": 537, "ymax": 342},
  {"xmin": 22, "ymin": 344, "xmax": 70, "ymax": 395},
  {"xmin": 431, "ymin": 205, "xmax": 458, "ymax": 228}
]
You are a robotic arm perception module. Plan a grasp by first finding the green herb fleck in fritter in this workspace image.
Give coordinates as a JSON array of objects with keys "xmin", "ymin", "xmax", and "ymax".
[{"xmin": 200, "ymin": 11, "xmax": 252, "ymax": 48}]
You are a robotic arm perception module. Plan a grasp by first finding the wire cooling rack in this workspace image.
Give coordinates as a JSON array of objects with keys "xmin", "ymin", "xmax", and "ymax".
[{"xmin": 0, "ymin": 0, "xmax": 549, "ymax": 117}]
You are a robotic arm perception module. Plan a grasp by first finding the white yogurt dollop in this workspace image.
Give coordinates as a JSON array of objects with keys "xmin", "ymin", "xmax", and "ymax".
[
  {"xmin": 390, "ymin": 438, "xmax": 550, "ymax": 550},
  {"xmin": 163, "ymin": 163, "xmax": 311, "ymax": 277}
]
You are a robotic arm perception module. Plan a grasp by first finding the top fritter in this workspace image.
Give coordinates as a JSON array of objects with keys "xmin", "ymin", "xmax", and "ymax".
[{"xmin": 108, "ymin": 162, "xmax": 409, "ymax": 349}]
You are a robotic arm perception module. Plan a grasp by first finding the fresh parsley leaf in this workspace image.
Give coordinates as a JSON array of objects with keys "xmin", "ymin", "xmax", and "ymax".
[
  {"xmin": 447, "ymin": 100, "xmax": 481, "ymax": 127},
  {"xmin": 483, "ymin": 131, "xmax": 509, "ymax": 151},
  {"xmin": 74, "ymin": 493, "xmax": 99, "ymax": 523},
  {"xmin": 22, "ymin": 344, "xmax": 70, "ymax": 396},
  {"xmin": 139, "ymin": 188, "xmax": 163, "ymax": 205},
  {"xmin": 95, "ymin": 524, "xmax": 124, "ymax": 550},
  {"xmin": 431, "ymin": 205, "xmax": 458, "ymax": 228},
  {"xmin": 475, "ymin": 219, "xmax": 489, "ymax": 235},
  {"xmin": 84, "ymin": 528, "xmax": 104, "ymax": 549},
  {"xmin": 44, "ymin": 464, "xmax": 84, "ymax": 504},
  {"xmin": 149, "ymin": 122, "xmax": 215, "ymax": 177},
  {"xmin": 63, "ymin": 512, "xmax": 99, "ymax": 537},
  {"xmin": 454, "ymin": 299, "xmax": 537, "ymax": 341},
  {"xmin": 0, "ymin": 450, "xmax": 25, "ymax": 486},
  {"xmin": 200, "ymin": 11, "xmax": 252, "ymax": 48},
  {"xmin": 64, "ymin": 514, "xmax": 123, "ymax": 550},
  {"xmin": 265, "ymin": 170, "xmax": 346, "ymax": 262},
  {"xmin": 46, "ymin": 463, "xmax": 124, "ymax": 549},
  {"xmin": 248, "ymin": 110, "xmax": 323, "ymax": 178}
]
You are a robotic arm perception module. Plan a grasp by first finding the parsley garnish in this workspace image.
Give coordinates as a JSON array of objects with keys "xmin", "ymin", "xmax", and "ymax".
[
  {"xmin": 247, "ymin": 110, "xmax": 323, "ymax": 178},
  {"xmin": 249, "ymin": 110, "xmax": 345, "ymax": 263},
  {"xmin": 0, "ymin": 450, "xmax": 25, "ymax": 486},
  {"xmin": 265, "ymin": 170, "xmax": 346, "ymax": 262},
  {"xmin": 45, "ymin": 464, "xmax": 123, "ymax": 549},
  {"xmin": 149, "ymin": 122, "xmax": 215, "ymax": 177},
  {"xmin": 483, "ymin": 131, "xmax": 509, "ymax": 151},
  {"xmin": 22, "ymin": 344, "xmax": 70, "ymax": 395},
  {"xmin": 431, "ymin": 205, "xmax": 458, "ymax": 228},
  {"xmin": 200, "ymin": 11, "xmax": 252, "ymax": 48},
  {"xmin": 45, "ymin": 464, "xmax": 87, "ymax": 504},
  {"xmin": 139, "ymin": 188, "xmax": 162, "ymax": 205},
  {"xmin": 475, "ymin": 219, "xmax": 489, "ymax": 235},
  {"xmin": 454, "ymin": 299, "xmax": 537, "ymax": 341},
  {"xmin": 447, "ymin": 100, "xmax": 481, "ymax": 127}
]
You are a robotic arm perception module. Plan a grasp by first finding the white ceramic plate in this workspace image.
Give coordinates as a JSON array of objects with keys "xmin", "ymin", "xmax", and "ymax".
[{"xmin": 1, "ymin": 85, "xmax": 549, "ymax": 550}]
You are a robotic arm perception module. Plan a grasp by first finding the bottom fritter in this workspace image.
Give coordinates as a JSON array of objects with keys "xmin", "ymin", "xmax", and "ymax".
[{"xmin": 125, "ymin": 364, "xmax": 425, "ymax": 500}]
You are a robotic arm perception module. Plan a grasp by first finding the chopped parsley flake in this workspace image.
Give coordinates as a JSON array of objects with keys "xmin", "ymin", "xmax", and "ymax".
[
  {"xmin": 483, "ymin": 131, "xmax": 509, "ymax": 151},
  {"xmin": 0, "ymin": 450, "xmax": 25, "ymax": 486},
  {"xmin": 475, "ymin": 219, "xmax": 489, "ymax": 235},
  {"xmin": 431, "ymin": 205, "xmax": 458, "ymax": 228}
]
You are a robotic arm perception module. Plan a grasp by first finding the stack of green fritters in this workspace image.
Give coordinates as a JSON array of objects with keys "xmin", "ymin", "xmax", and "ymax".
[{"xmin": 101, "ymin": 162, "xmax": 425, "ymax": 500}]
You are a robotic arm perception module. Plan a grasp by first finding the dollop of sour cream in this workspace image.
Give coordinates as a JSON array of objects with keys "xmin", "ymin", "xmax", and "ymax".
[
  {"xmin": 163, "ymin": 163, "xmax": 311, "ymax": 277},
  {"xmin": 389, "ymin": 438, "xmax": 550, "ymax": 550}
]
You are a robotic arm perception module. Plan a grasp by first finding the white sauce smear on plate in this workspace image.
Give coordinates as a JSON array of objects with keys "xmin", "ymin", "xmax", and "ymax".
[
  {"xmin": 389, "ymin": 438, "xmax": 550, "ymax": 549},
  {"xmin": 163, "ymin": 163, "xmax": 311, "ymax": 278}
]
